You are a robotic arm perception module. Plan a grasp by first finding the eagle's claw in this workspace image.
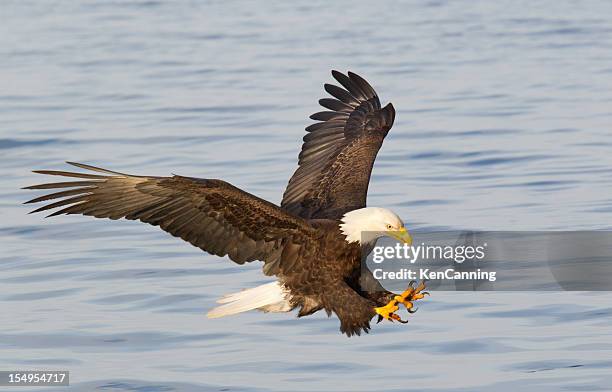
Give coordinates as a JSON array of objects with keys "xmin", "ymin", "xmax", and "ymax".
[
  {"xmin": 374, "ymin": 299, "xmax": 407, "ymax": 323},
  {"xmin": 396, "ymin": 279, "xmax": 428, "ymax": 311},
  {"xmin": 374, "ymin": 280, "xmax": 429, "ymax": 325}
]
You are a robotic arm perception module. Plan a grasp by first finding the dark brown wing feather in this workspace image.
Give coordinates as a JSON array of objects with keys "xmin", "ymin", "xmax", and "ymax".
[
  {"xmin": 24, "ymin": 162, "xmax": 319, "ymax": 276},
  {"xmin": 281, "ymin": 70, "xmax": 395, "ymax": 219}
]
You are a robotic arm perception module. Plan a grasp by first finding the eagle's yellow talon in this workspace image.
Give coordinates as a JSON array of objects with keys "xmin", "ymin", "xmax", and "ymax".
[
  {"xmin": 374, "ymin": 299, "xmax": 401, "ymax": 323},
  {"xmin": 396, "ymin": 280, "xmax": 428, "ymax": 311},
  {"xmin": 374, "ymin": 280, "xmax": 428, "ymax": 324}
]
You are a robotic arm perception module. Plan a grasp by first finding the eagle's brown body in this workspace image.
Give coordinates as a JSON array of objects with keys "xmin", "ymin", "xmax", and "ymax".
[
  {"xmin": 25, "ymin": 70, "xmax": 400, "ymax": 336},
  {"xmin": 278, "ymin": 219, "xmax": 395, "ymax": 335}
]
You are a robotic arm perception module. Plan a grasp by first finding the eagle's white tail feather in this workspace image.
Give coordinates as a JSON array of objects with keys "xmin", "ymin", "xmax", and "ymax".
[{"xmin": 207, "ymin": 281, "xmax": 290, "ymax": 318}]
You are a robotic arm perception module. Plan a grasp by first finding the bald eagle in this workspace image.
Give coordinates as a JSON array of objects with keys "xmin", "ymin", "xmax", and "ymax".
[{"xmin": 24, "ymin": 71, "xmax": 428, "ymax": 336}]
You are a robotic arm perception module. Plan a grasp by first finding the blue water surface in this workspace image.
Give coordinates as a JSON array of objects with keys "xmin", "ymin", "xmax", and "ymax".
[{"xmin": 1, "ymin": 1, "xmax": 612, "ymax": 391}]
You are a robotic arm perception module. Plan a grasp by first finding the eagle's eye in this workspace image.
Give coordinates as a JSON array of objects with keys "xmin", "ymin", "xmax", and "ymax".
[{"xmin": 386, "ymin": 224, "xmax": 393, "ymax": 230}]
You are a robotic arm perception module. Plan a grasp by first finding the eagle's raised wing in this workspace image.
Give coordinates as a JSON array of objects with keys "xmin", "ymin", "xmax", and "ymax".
[
  {"xmin": 24, "ymin": 162, "xmax": 318, "ymax": 276},
  {"xmin": 281, "ymin": 70, "xmax": 395, "ymax": 220}
]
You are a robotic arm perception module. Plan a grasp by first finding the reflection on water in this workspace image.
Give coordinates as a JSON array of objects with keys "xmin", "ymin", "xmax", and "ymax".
[{"xmin": 1, "ymin": 0, "xmax": 612, "ymax": 391}]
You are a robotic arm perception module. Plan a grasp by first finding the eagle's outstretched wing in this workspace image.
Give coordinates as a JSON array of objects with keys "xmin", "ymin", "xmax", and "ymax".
[
  {"xmin": 281, "ymin": 70, "xmax": 395, "ymax": 220},
  {"xmin": 24, "ymin": 162, "xmax": 318, "ymax": 276}
]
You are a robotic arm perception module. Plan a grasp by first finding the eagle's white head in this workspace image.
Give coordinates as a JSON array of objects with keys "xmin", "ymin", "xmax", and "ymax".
[{"xmin": 339, "ymin": 207, "xmax": 412, "ymax": 246}]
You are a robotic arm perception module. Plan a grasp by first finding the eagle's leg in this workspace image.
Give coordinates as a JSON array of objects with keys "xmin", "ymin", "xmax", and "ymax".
[
  {"xmin": 374, "ymin": 280, "xmax": 428, "ymax": 323},
  {"xmin": 396, "ymin": 280, "xmax": 429, "ymax": 313}
]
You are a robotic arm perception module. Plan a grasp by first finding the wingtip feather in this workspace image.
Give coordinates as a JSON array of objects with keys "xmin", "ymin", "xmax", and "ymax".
[{"xmin": 66, "ymin": 161, "xmax": 125, "ymax": 175}]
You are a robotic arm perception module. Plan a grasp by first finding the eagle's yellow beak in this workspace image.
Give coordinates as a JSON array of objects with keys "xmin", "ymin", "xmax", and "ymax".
[{"xmin": 389, "ymin": 226, "xmax": 412, "ymax": 245}]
